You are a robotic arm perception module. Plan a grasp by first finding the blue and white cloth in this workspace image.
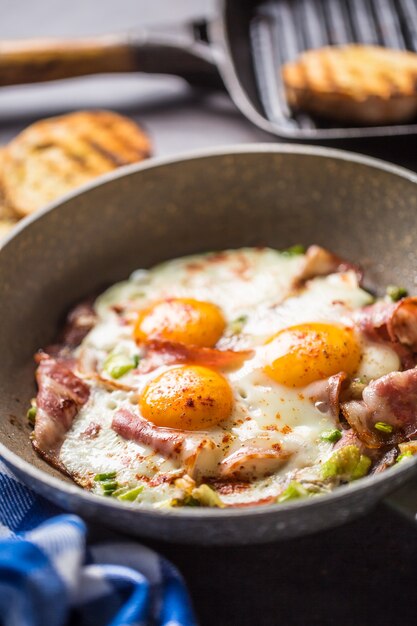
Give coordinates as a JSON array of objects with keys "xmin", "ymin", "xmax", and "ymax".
[{"xmin": 0, "ymin": 459, "xmax": 197, "ymax": 626}]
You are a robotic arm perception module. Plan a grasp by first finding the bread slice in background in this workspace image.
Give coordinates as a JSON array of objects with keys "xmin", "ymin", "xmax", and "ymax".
[
  {"xmin": 0, "ymin": 219, "xmax": 18, "ymax": 241},
  {"xmin": 0, "ymin": 147, "xmax": 19, "ymax": 221},
  {"xmin": 2, "ymin": 110, "xmax": 152, "ymax": 216},
  {"xmin": 282, "ymin": 45, "xmax": 417, "ymax": 125}
]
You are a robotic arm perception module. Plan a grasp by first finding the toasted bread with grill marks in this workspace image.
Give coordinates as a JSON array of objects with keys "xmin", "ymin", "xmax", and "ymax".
[
  {"xmin": 0, "ymin": 219, "xmax": 18, "ymax": 243},
  {"xmin": 282, "ymin": 45, "xmax": 417, "ymax": 125},
  {"xmin": 0, "ymin": 148, "xmax": 19, "ymax": 220},
  {"xmin": 2, "ymin": 110, "xmax": 152, "ymax": 216}
]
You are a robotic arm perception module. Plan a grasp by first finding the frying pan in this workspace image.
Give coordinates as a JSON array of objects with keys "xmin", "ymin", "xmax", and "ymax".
[
  {"xmin": 2, "ymin": 0, "xmax": 417, "ymax": 140},
  {"xmin": 1, "ymin": 145, "xmax": 417, "ymax": 545}
]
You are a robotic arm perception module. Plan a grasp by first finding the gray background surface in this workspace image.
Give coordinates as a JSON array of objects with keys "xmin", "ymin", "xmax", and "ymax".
[{"xmin": 1, "ymin": 2, "xmax": 417, "ymax": 625}]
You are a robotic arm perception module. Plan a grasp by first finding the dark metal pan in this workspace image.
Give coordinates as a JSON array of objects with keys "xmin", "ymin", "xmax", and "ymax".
[
  {"xmin": 1, "ymin": 0, "xmax": 417, "ymax": 140},
  {"xmin": 1, "ymin": 145, "xmax": 417, "ymax": 545}
]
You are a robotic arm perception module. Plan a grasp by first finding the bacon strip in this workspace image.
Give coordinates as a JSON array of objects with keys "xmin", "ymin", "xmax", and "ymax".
[
  {"xmin": 219, "ymin": 444, "xmax": 290, "ymax": 481},
  {"xmin": 305, "ymin": 372, "xmax": 348, "ymax": 420},
  {"xmin": 293, "ymin": 245, "xmax": 362, "ymax": 288},
  {"xmin": 33, "ymin": 354, "xmax": 90, "ymax": 455},
  {"xmin": 341, "ymin": 368, "xmax": 417, "ymax": 448},
  {"xmin": 138, "ymin": 340, "xmax": 253, "ymax": 374},
  {"xmin": 354, "ymin": 297, "xmax": 417, "ymax": 352},
  {"xmin": 111, "ymin": 408, "xmax": 218, "ymax": 479},
  {"xmin": 60, "ymin": 298, "xmax": 97, "ymax": 347}
]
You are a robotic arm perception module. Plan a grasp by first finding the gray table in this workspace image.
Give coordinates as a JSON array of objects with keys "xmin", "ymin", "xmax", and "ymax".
[{"xmin": 2, "ymin": 2, "xmax": 417, "ymax": 624}]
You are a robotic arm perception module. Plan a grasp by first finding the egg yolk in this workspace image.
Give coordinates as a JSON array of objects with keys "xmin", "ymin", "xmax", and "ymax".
[
  {"xmin": 264, "ymin": 323, "xmax": 361, "ymax": 387},
  {"xmin": 139, "ymin": 365, "xmax": 234, "ymax": 430},
  {"xmin": 134, "ymin": 298, "xmax": 226, "ymax": 347}
]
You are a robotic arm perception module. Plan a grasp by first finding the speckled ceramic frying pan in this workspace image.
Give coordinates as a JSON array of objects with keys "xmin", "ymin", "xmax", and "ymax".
[{"xmin": 1, "ymin": 145, "xmax": 417, "ymax": 545}]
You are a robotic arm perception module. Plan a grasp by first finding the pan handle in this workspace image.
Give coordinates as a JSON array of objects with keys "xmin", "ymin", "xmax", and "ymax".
[
  {"xmin": 384, "ymin": 475, "xmax": 417, "ymax": 522},
  {"xmin": 0, "ymin": 21, "xmax": 222, "ymax": 89}
]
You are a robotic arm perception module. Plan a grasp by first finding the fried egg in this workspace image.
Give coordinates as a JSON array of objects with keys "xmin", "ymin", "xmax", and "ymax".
[{"xmin": 58, "ymin": 247, "xmax": 401, "ymax": 507}]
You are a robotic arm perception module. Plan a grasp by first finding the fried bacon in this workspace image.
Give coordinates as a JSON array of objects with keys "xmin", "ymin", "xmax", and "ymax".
[
  {"xmin": 293, "ymin": 245, "xmax": 362, "ymax": 288},
  {"xmin": 341, "ymin": 368, "xmax": 417, "ymax": 448},
  {"xmin": 60, "ymin": 298, "xmax": 98, "ymax": 348},
  {"xmin": 305, "ymin": 371, "xmax": 348, "ymax": 420},
  {"xmin": 33, "ymin": 354, "xmax": 90, "ymax": 455},
  {"xmin": 219, "ymin": 441, "xmax": 291, "ymax": 481},
  {"xmin": 111, "ymin": 408, "xmax": 218, "ymax": 479},
  {"xmin": 138, "ymin": 339, "xmax": 253, "ymax": 374},
  {"xmin": 354, "ymin": 297, "xmax": 417, "ymax": 352}
]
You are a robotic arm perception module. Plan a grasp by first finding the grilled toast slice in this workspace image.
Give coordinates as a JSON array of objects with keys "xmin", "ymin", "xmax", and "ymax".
[
  {"xmin": 0, "ymin": 148, "xmax": 19, "ymax": 220},
  {"xmin": 2, "ymin": 110, "xmax": 152, "ymax": 216},
  {"xmin": 0, "ymin": 218, "xmax": 18, "ymax": 242},
  {"xmin": 282, "ymin": 45, "xmax": 417, "ymax": 125}
]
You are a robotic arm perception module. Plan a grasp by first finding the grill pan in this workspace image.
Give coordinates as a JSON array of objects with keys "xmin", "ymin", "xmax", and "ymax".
[
  {"xmin": 1, "ymin": 0, "xmax": 417, "ymax": 140},
  {"xmin": 216, "ymin": 0, "xmax": 417, "ymax": 139}
]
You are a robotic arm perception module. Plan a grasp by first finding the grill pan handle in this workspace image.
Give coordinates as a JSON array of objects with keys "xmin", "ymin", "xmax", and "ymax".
[{"xmin": 0, "ymin": 21, "xmax": 222, "ymax": 90}]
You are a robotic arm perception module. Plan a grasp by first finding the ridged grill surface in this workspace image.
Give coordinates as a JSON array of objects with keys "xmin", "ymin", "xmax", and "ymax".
[{"xmin": 249, "ymin": 0, "xmax": 417, "ymax": 136}]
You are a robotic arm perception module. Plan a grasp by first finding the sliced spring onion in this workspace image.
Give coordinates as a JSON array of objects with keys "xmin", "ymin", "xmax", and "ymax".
[
  {"xmin": 397, "ymin": 451, "xmax": 413, "ymax": 463},
  {"xmin": 374, "ymin": 422, "xmax": 393, "ymax": 434},
  {"xmin": 101, "ymin": 481, "xmax": 119, "ymax": 495},
  {"xmin": 320, "ymin": 429, "xmax": 342, "ymax": 443},
  {"xmin": 191, "ymin": 484, "xmax": 224, "ymax": 508},
  {"xmin": 94, "ymin": 471, "xmax": 117, "ymax": 482},
  {"xmin": 321, "ymin": 445, "xmax": 371, "ymax": 481},
  {"xmin": 281, "ymin": 244, "xmax": 306, "ymax": 257},
  {"xmin": 103, "ymin": 353, "xmax": 138, "ymax": 379},
  {"xmin": 117, "ymin": 486, "xmax": 144, "ymax": 502},
  {"xmin": 386, "ymin": 285, "xmax": 408, "ymax": 302},
  {"xmin": 27, "ymin": 405, "xmax": 37, "ymax": 424},
  {"xmin": 277, "ymin": 481, "xmax": 308, "ymax": 503},
  {"xmin": 229, "ymin": 315, "xmax": 248, "ymax": 335}
]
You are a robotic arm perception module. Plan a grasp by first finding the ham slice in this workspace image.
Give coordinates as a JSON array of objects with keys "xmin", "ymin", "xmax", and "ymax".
[
  {"xmin": 353, "ymin": 297, "xmax": 417, "ymax": 353},
  {"xmin": 305, "ymin": 372, "xmax": 348, "ymax": 420},
  {"xmin": 138, "ymin": 339, "xmax": 252, "ymax": 374},
  {"xmin": 219, "ymin": 446, "xmax": 289, "ymax": 480},
  {"xmin": 111, "ymin": 408, "xmax": 219, "ymax": 479},
  {"xmin": 293, "ymin": 245, "xmax": 362, "ymax": 288},
  {"xmin": 341, "ymin": 368, "xmax": 417, "ymax": 448},
  {"xmin": 60, "ymin": 298, "xmax": 97, "ymax": 347},
  {"xmin": 33, "ymin": 354, "xmax": 90, "ymax": 455}
]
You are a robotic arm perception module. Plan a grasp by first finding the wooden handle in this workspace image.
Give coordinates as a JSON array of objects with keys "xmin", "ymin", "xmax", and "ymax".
[{"xmin": 0, "ymin": 35, "xmax": 137, "ymax": 87}]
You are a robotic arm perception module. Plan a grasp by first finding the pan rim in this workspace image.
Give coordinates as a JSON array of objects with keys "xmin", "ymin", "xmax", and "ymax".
[{"xmin": 1, "ymin": 142, "xmax": 417, "ymax": 521}]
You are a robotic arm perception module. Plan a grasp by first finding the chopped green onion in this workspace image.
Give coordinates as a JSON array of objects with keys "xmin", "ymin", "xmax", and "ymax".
[
  {"xmin": 103, "ymin": 353, "xmax": 137, "ymax": 379},
  {"xmin": 321, "ymin": 445, "xmax": 371, "ymax": 481},
  {"xmin": 374, "ymin": 421, "xmax": 393, "ymax": 434},
  {"xmin": 94, "ymin": 471, "xmax": 117, "ymax": 482},
  {"xmin": 27, "ymin": 405, "xmax": 37, "ymax": 424},
  {"xmin": 281, "ymin": 244, "xmax": 306, "ymax": 257},
  {"xmin": 229, "ymin": 315, "xmax": 248, "ymax": 335},
  {"xmin": 191, "ymin": 484, "xmax": 225, "ymax": 508},
  {"xmin": 101, "ymin": 481, "xmax": 119, "ymax": 495},
  {"xmin": 117, "ymin": 486, "xmax": 144, "ymax": 502},
  {"xmin": 133, "ymin": 354, "xmax": 141, "ymax": 368},
  {"xmin": 172, "ymin": 495, "xmax": 201, "ymax": 507},
  {"xmin": 386, "ymin": 285, "xmax": 408, "ymax": 302},
  {"xmin": 277, "ymin": 481, "xmax": 309, "ymax": 503},
  {"xmin": 101, "ymin": 480, "xmax": 118, "ymax": 489},
  {"xmin": 321, "ymin": 429, "xmax": 342, "ymax": 443},
  {"xmin": 397, "ymin": 451, "xmax": 413, "ymax": 463}
]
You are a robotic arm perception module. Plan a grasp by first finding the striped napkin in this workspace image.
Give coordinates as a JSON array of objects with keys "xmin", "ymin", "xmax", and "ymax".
[{"xmin": 0, "ymin": 459, "xmax": 197, "ymax": 626}]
